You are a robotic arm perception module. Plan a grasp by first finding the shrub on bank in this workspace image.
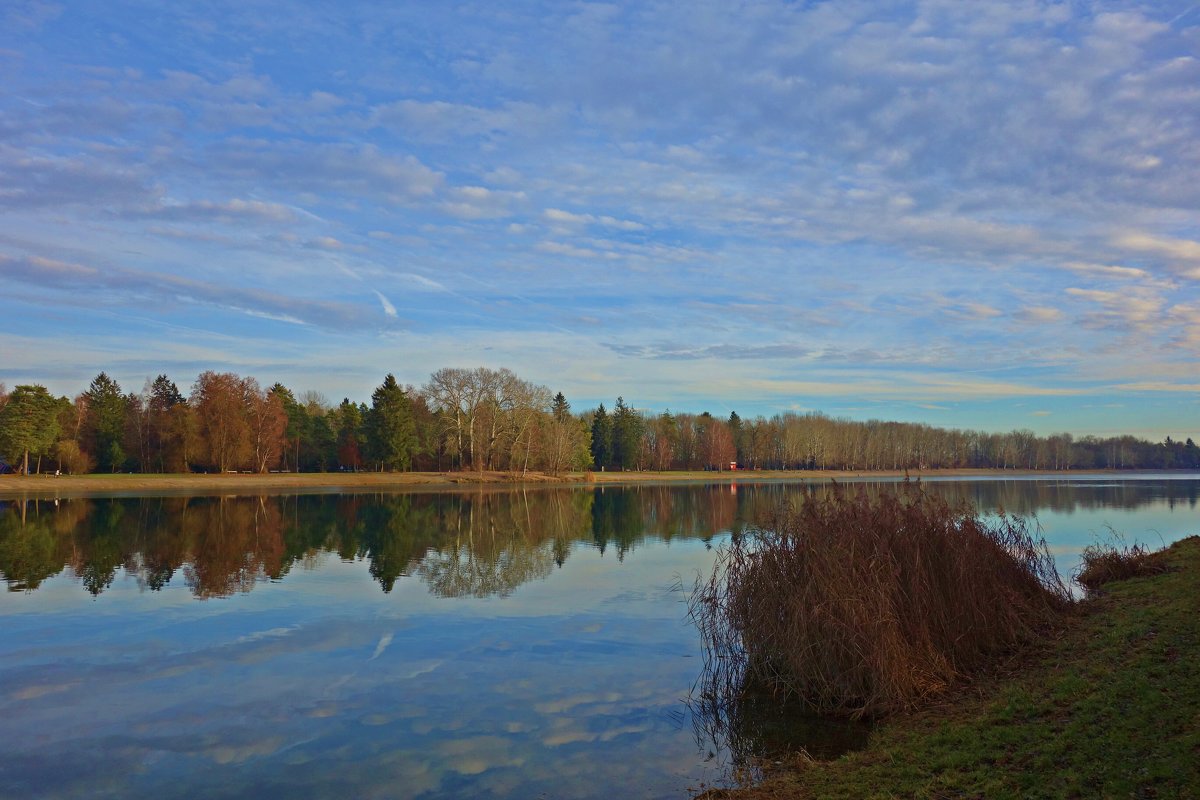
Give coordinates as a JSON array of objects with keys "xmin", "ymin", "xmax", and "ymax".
[
  {"xmin": 1076, "ymin": 538, "xmax": 1168, "ymax": 594},
  {"xmin": 690, "ymin": 483, "xmax": 1071, "ymax": 719}
]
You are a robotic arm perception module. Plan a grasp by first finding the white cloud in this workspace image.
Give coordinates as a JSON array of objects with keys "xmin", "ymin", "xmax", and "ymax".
[
  {"xmin": 544, "ymin": 208, "xmax": 592, "ymax": 225},
  {"xmin": 535, "ymin": 241, "xmax": 604, "ymax": 259},
  {"xmin": 372, "ymin": 290, "xmax": 398, "ymax": 318},
  {"xmin": 1112, "ymin": 381, "xmax": 1200, "ymax": 393},
  {"xmin": 1115, "ymin": 233, "xmax": 1200, "ymax": 273},
  {"xmin": 1066, "ymin": 286, "xmax": 1164, "ymax": 333},
  {"xmin": 1063, "ymin": 261, "xmax": 1151, "ymax": 280},
  {"xmin": 1015, "ymin": 306, "xmax": 1065, "ymax": 324},
  {"xmin": 398, "ymin": 273, "xmax": 446, "ymax": 291},
  {"xmin": 440, "ymin": 186, "xmax": 527, "ymax": 219},
  {"xmin": 734, "ymin": 375, "xmax": 1087, "ymax": 401}
]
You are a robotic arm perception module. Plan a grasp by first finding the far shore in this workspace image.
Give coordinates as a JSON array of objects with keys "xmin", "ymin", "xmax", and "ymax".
[{"xmin": 0, "ymin": 466, "xmax": 1179, "ymax": 499}]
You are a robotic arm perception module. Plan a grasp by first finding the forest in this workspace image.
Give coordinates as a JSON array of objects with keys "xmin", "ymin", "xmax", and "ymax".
[{"xmin": 0, "ymin": 367, "xmax": 1196, "ymax": 475}]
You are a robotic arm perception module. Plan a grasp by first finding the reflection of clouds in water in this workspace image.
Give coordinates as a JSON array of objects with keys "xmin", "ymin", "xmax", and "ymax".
[
  {"xmin": 10, "ymin": 682, "xmax": 77, "ymax": 701},
  {"xmin": 533, "ymin": 692, "xmax": 620, "ymax": 714},
  {"xmin": 307, "ymin": 704, "xmax": 340, "ymax": 718},
  {"xmin": 435, "ymin": 735, "xmax": 526, "ymax": 776},
  {"xmin": 2, "ymin": 600, "xmax": 720, "ymax": 798},
  {"xmin": 543, "ymin": 728, "xmax": 595, "ymax": 747},
  {"xmin": 415, "ymin": 638, "xmax": 702, "ymax": 794},
  {"xmin": 204, "ymin": 735, "xmax": 288, "ymax": 765},
  {"xmin": 232, "ymin": 625, "xmax": 298, "ymax": 645},
  {"xmin": 382, "ymin": 659, "xmax": 443, "ymax": 680},
  {"xmin": 411, "ymin": 717, "xmax": 468, "ymax": 736},
  {"xmin": 599, "ymin": 723, "xmax": 653, "ymax": 742},
  {"xmin": 359, "ymin": 713, "xmax": 391, "ymax": 725},
  {"xmin": 368, "ymin": 632, "xmax": 393, "ymax": 660}
]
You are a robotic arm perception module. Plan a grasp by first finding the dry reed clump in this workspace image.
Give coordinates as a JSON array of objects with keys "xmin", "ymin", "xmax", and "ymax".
[
  {"xmin": 1075, "ymin": 539, "xmax": 1168, "ymax": 594},
  {"xmin": 690, "ymin": 482, "xmax": 1071, "ymax": 719}
]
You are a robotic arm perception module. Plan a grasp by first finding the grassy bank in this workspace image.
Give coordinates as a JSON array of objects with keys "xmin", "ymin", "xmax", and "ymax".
[
  {"xmin": 700, "ymin": 535, "xmax": 1200, "ymax": 799},
  {"xmin": 0, "ymin": 467, "xmax": 1135, "ymax": 499}
]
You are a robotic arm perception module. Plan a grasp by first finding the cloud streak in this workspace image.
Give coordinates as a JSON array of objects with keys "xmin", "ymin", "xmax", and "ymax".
[{"xmin": 0, "ymin": 254, "xmax": 387, "ymax": 331}]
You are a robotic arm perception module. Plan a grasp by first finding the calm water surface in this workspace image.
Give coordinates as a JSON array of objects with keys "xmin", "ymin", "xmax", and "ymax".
[{"xmin": 2, "ymin": 477, "xmax": 1198, "ymax": 798}]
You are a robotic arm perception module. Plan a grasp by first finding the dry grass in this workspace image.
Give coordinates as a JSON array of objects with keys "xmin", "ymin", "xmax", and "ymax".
[
  {"xmin": 1076, "ymin": 536, "xmax": 1170, "ymax": 594},
  {"xmin": 696, "ymin": 536, "xmax": 1200, "ymax": 799},
  {"xmin": 690, "ymin": 482, "xmax": 1071, "ymax": 719}
]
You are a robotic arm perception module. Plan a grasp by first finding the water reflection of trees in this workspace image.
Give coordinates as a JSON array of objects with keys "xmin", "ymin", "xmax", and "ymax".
[
  {"xmin": 0, "ymin": 499, "xmax": 82, "ymax": 591},
  {"xmin": 902, "ymin": 478, "xmax": 1199, "ymax": 516},
  {"xmin": 1, "ymin": 479, "xmax": 1192, "ymax": 598}
]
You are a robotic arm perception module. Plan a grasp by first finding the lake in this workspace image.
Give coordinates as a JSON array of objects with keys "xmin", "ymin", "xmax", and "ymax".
[{"xmin": 2, "ymin": 476, "xmax": 1198, "ymax": 798}]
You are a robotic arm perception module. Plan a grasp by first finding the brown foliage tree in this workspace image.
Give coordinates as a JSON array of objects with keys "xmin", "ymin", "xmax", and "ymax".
[{"xmin": 191, "ymin": 371, "xmax": 251, "ymax": 472}]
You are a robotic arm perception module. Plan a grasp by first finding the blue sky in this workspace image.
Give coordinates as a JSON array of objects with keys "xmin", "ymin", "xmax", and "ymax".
[{"xmin": 1, "ymin": 1, "xmax": 1198, "ymax": 438}]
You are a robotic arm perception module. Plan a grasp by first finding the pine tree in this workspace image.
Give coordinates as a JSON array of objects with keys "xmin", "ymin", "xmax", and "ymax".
[
  {"xmin": 612, "ymin": 397, "xmax": 644, "ymax": 470},
  {"xmin": 84, "ymin": 373, "xmax": 127, "ymax": 472},
  {"xmin": 367, "ymin": 374, "xmax": 417, "ymax": 471},
  {"xmin": 147, "ymin": 375, "xmax": 184, "ymax": 473},
  {"xmin": 334, "ymin": 398, "xmax": 365, "ymax": 470},
  {"xmin": 591, "ymin": 403, "xmax": 612, "ymax": 469},
  {"xmin": 728, "ymin": 410, "xmax": 744, "ymax": 467},
  {"xmin": 552, "ymin": 392, "xmax": 571, "ymax": 422}
]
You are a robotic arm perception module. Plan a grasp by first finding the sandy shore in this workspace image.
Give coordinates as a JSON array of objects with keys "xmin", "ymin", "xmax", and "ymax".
[{"xmin": 0, "ymin": 467, "xmax": 1122, "ymax": 499}]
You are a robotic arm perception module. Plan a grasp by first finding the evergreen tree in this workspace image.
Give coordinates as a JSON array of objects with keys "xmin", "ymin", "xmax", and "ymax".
[
  {"xmin": 84, "ymin": 373, "xmax": 127, "ymax": 472},
  {"xmin": 147, "ymin": 375, "xmax": 185, "ymax": 473},
  {"xmin": 334, "ymin": 398, "xmax": 365, "ymax": 470},
  {"xmin": 149, "ymin": 375, "xmax": 184, "ymax": 408},
  {"xmin": 306, "ymin": 414, "xmax": 336, "ymax": 471},
  {"xmin": 728, "ymin": 410, "xmax": 745, "ymax": 467},
  {"xmin": 270, "ymin": 383, "xmax": 307, "ymax": 472},
  {"xmin": 591, "ymin": 403, "xmax": 612, "ymax": 469},
  {"xmin": 552, "ymin": 392, "xmax": 571, "ymax": 423},
  {"xmin": 367, "ymin": 374, "xmax": 417, "ymax": 471},
  {"xmin": 612, "ymin": 397, "xmax": 643, "ymax": 470}
]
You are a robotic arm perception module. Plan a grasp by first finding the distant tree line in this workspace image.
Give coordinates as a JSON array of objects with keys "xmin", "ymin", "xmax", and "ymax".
[
  {"xmin": 0, "ymin": 370, "xmax": 1195, "ymax": 475},
  {"xmin": 0, "ymin": 368, "xmax": 591, "ymax": 476},
  {"xmin": 591, "ymin": 408, "xmax": 1200, "ymax": 473}
]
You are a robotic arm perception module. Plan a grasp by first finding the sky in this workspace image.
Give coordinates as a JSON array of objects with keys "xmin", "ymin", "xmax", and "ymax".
[{"xmin": 1, "ymin": 1, "xmax": 1198, "ymax": 439}]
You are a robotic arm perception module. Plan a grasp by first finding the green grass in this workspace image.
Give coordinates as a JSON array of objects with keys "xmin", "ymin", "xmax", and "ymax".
[{"xmin": 702, "ymin": 535, "xmax": 1200, "ymax": 799}]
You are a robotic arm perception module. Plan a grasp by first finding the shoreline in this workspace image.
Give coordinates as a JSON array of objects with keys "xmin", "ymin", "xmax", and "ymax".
[
  {"xmin": 699, "ymin": 536, "xmax": 1200, "ymax": 798},
  {"xmin": 0, "ymin": 467, "xmax": 1189, "ymax": 499}
]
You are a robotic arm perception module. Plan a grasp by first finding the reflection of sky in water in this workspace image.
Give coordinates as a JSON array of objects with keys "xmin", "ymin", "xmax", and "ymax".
[
  {"xmin": 2, "ymin": 478, "xmax": 1198, "ymax": 799},
  {"xmin": 2, "ymin": 540, "xmax": 727, "ymax": 799},
  {"xmin": 1036, "ymin": 502, "xmax": 1196, "ymax": 580}
]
